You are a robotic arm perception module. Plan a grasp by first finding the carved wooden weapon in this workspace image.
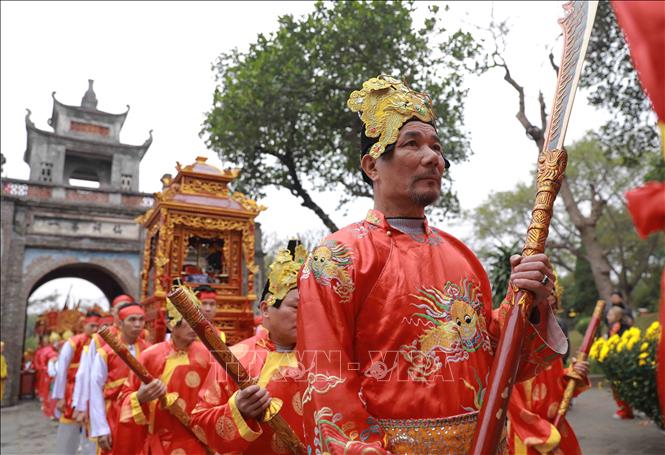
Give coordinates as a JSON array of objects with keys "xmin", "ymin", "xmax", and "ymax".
[
  {"xmin": 167, "ymin": 286, "xmax": 306, "ymax": 455},
  {"xmin": 553, "ymin": 299, "xmax": 605, "ymax": 428},
  {"xmin": 96, "ymin": 326, "xmax": 212, "ymax": 452},
  {"xmin": 470, "ymin": 2, "xmax": 599, "ymax": 453}
]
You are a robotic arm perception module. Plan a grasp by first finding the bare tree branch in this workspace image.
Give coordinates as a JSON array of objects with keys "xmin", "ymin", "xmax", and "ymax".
[
  {"xmin": 538, "ymin": 91, "xmax": 548, "ymax": 132},
  {"xmin": 549, "ymin": 52, "xmax": 560, "ymax": 76}
]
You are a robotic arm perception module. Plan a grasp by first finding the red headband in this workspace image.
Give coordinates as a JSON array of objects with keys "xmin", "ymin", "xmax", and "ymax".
[
  {"xmin": 112, "ymin": 295, "xmax": 134, "ymax": 308},
  {"xmin": 197, "ymin": 291, "xmax": 216, "ymax": 301},
  {"xmin": 84, "ymin": 316, "xmax": 100, "ymax": 324},
  {"xmin": 118, "ymin": 305, "xmax": 145, "ymax": 321}
]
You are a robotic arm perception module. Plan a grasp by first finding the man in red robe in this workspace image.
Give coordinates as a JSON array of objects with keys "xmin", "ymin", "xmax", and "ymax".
[
  {"xmin": 89, "ymin": 303, "xmax": 150, "ymax": 454},
  {"xmin": 36, "ymin": 332, "xmax": 60, "ymax": 419},
  {"xmin": 194, "ymin": 285, "xmax": 226, "ymax": 343},
  {"xmin": 72, "ymin": 295, "xmax": 134, "ymax": 421},
  {"xmin": 297, "ymin": 76, "xmax": 567, "ymax": 453},
  {"xmin": 115, "ymin": 292, "xmax": 216, "ymax": 454},
  {"xmin": 191, "ymin": 240, "xmax": 306, "ymax": 454},
  {"xmin": 33, "ymin": 335, "xmax": 49, "ymax": 404},
  {"xmin": 52, "ymin": 311, "xmax": 100, "ymax": 453}
]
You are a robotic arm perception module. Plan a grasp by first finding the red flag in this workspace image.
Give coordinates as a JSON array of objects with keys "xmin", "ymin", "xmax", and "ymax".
[{"xmin": 612, "ymin": 1, "xmax": 665, "ymax": 121}]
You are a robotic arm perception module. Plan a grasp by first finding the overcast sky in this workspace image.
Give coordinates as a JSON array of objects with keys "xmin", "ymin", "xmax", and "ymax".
[{"xmin": 2, "ymin": 1, "xmax": 608, "ymax": 305}]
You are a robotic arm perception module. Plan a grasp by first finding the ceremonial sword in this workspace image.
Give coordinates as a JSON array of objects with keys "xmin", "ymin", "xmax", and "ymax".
[{"xmin": 470, "ymin": 2, "xmax": 599, "ymax": 453}]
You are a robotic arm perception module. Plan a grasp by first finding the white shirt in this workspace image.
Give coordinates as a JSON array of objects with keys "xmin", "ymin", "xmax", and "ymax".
[
  {"xmin": 72, "ymin": 340, "xmax": 93, "ymax": 411},
  {"xmin": 47, "ymin": 356, "xmax": 58, "ymax": 378},
  {"xmin": 52, "ymin": 340, "xmax": 74, "ymax": 400},
  {"xmin": 89, "ymin": 343, "xmax": 137, "ymax": 438},
  {"xmin": 72, "ymin": 337, "xmax": 97, "ymax": 411}
]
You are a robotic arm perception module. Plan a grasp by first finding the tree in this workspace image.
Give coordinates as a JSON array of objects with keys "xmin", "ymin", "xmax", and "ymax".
[
  {"xmin": 578, "ymin": 0, "xmax": 660, "ymax": 161},
  {"xmin": 567, "ymin": 248, "xmax": 599, "ymax": 314},
  {"xmin": 470, "ymin": 137, "xmax": 664, "ymax": 311},
  {"xmin": 202, "ymin": 1, "xmax": 479, "ymax": 231},
  {"xmin": 476, "ymin": 1, "xmax": 663, "ymax": 303}
]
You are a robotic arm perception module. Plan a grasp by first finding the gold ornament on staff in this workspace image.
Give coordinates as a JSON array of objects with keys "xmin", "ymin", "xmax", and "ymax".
[
  {"xmin": 167, "ymin": 285, "xmax": 306, "ymax": 455},
  {"xmin": 96, "ymin": 326, "xmax": 213, "ymax": 453}
]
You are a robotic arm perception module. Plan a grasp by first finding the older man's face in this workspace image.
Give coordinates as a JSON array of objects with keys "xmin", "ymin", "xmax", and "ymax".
[{"xmin": 375, "ymin": 121, "xmax": 445, "ymax": 207}]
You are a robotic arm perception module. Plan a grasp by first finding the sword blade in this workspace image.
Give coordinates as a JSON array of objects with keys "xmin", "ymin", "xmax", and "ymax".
[{"xmin": 543, "ymin": 0, "xmax": 599, "ymax": 152}]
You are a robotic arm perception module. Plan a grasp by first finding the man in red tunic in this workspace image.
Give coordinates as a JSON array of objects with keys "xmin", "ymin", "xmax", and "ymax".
[
  {"xmin": 89, "ymin": 303, "xmax": 150, "ymax": 454},
  {"xmin": 33, "ymin": 335, "xmax": 49, "ymax": 404},
  {"xmin": 52, "ymin": 311, "xmax": 100, "ymax": 453},
  {"xmin": 36, "ymin": 332, "xmax": 61, "ymax": 419},
  {"xmin": 191, "ymin": 240, "xmax": 306, "ymax": 454},
  {"xmin": 297, "ymin": 76, "xmax": 567, "ymax": 453},
  {"xmin": 116, "ymin": 294, "xmax": 216, "ymax": 454},
  {"xmin": 194, "ymin": 285, "xmax": 226, "ymax": 342},
  {"xmin": 72, "ymin": 295, "xmax": 134, "ymax": 421}
]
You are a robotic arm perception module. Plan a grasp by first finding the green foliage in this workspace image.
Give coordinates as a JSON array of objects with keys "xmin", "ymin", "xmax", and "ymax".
[
  {"xmin": 574, "ymin": 315, "xmax": 592, "ymax": 335},
  {"xmin": 580, "ymin": 0, "xmax": 660, "ymax": 161},
  {"xmin": 468, "ymin": 136, "xmax": 663, "ymax": 309},
  {"xmin": 568, "ymin": 251, "xmax": 598, "ymax": 314},
  {"xmin": 486, "ymin": 242, "xmax": 518, "ymax": 308},
  {"xmin": 203, "ymin": 1, "xmax": 480, "ymax": 230}
]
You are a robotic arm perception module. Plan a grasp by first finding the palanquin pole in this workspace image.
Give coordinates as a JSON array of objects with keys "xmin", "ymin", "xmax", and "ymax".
[
  {"xmin": 470, "ymin": 2, "xmax": 599, "ymax": 453},
  {"xmin": 96, "ymin": 326, "xmax": 213, "ymax": 452}
]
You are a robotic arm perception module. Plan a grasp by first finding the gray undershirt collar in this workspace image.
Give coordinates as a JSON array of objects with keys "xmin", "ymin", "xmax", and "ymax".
[{"xmin": 386, "ymin": 217, "xmax": 426, "ymax": 237}]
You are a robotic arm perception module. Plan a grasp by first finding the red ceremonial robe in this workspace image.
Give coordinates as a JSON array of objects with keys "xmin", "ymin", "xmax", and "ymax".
[
  {"xmin": 507, "ymin": 357, "xmax": 589, "ymax": 454},
  {"xmin": 33, "ymin": 345, "xmax": 49, "ymax": 402},
  {"xmin": 117, "ymin": 339, "xmax": 212, "ymax": 455},
  {"xmin": 297, "ymin": 210, "xmax": 567, "ymax": 454},
  {"xmin": 191, "ymin": 329, "xmax": 305, "ymax": 454},
  {"xmin": 36, "ymin": 345, "xmax": 58, "ymax": 418}
]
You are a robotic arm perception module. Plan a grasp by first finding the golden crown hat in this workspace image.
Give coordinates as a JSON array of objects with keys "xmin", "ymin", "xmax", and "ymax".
[
  {"xmin": 347, "ymin": 75, "xmax": 436, "ymax": 159},
  {"xmin": 262, "ymin": 239, "xmax": 308, "ymax": 307}
]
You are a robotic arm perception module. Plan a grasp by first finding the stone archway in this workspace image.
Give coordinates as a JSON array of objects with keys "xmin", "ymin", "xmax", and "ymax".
[
  {"xmin": 24, "ymin": 260, "xmax": 135, "ymax": 306},
  {"xmin": 1, "ymin": 247, "xmax": 143, "ymax": 407}
]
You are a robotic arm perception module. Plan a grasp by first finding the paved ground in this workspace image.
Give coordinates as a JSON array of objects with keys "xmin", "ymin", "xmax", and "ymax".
[
  {"xmin": 567, "ymin": 385, "xmax": 664, "ymax": 454},
  {"xmin": 1, "ymin": 387, "xmax": 664, "ymax": 454}
]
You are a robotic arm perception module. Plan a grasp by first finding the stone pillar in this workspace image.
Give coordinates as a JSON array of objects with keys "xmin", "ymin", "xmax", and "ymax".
[{"xmin": 0, "ymin": 226, "xmax": 27, "ymax": 407}]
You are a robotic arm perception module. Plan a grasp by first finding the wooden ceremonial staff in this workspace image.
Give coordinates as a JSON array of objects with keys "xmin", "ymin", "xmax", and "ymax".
[
  {"xmin": 167, "ymin": 286, "xmax": 306, "ymax": 455},
  {"xmin": 96, "ymin": 326, "xmax": 213, "ymax": 453},
  {"xmin": 470, "ymin": 2, "xmax": 599, "ymax": 453},
  {"xmin": 553, "ymin": 299, "xmax": 606, "ymax": 428}
]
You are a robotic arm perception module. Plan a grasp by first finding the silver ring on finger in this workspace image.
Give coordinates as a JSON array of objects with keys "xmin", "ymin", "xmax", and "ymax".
[{"xmin": 540, "ymin": 274, "xmax": 549, "ymax": 285}]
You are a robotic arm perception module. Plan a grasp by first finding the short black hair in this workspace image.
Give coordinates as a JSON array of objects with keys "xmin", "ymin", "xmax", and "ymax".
[
  {"xmin": 85, "ymin": 311, "xmax": 101, "ymax": 318},
  {"xmin": 611, "ymin": 290, "xmax": 623, "ymax": 298}
]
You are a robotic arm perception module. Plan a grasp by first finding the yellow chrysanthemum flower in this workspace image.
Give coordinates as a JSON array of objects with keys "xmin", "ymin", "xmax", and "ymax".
[
  {"xmin": 639, "ymin": 359, "xmax": 646, "ymax": 366},
  {"xmin": 639, "ymin": 351, "xmax": 649, "ymax": 360},
  {"xmin": 646, "ymin": 321, "xmax": 661, "ymax": 339},
  {"xmin": 640, "ymin": 342, "xmax": 650, "ymax": 351}
]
